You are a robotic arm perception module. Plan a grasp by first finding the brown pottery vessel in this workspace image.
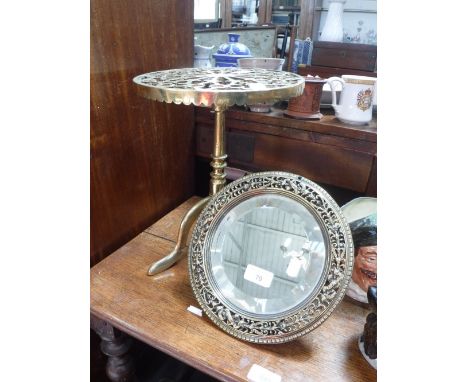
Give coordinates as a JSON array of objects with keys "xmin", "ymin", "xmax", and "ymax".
[{"xmin": 284, "ymin": 76, "xmax": 327, "ymax": 119}]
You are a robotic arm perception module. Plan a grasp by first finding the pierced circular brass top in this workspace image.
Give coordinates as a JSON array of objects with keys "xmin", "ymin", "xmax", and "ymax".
[{"xmin": 133, "ymin": 68, "xmax": 305, "ymax": 108}]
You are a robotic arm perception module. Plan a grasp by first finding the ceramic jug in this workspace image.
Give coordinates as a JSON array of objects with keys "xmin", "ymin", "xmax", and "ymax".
[
  {"xmin": 194, "ymin": 45, "xmax": 214, "ymax": 68},
  {"xmin": 327, "ymin": 75, "xmax": 377, "ymax": 125},
  {"xmin": 213, "ymin": 33, "xmax": 252, "ymax": 67}
]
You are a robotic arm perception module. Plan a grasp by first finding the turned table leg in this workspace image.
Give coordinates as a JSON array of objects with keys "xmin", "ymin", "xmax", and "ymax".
[
  {"xmin": 209, "ymin": 105, "xmax": 228, "ymax": 196},
  {"xmin": 91, "ymin": 315, "xmax": 135, "ymax": 382}
]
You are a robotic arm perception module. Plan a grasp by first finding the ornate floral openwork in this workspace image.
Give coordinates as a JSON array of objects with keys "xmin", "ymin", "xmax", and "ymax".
[
  {"xmin": 188, "ymin": 172, "xmax": 354, "ymax": 344},
  {"xmin": 133, "ymin": 68, "xmax": 304, "ymax": 108}
]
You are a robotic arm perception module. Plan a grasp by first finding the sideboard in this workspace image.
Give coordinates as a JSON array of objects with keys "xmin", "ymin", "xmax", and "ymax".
[{"xmin": 195, "ymin": 105, "xmax": 377, "ymax": 197}]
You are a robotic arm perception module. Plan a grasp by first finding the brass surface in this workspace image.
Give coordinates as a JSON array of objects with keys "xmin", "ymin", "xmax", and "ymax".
[
  {"xmin": 209, "ymin": 105, "xmax": 227, "ymax": 195},
  {"xmin": 133, "ymin": 68, "xmax": 305, "ymax": 108},
  {"xmin": 147, "ymin": 196, "xmax": 210, "ymax": 276},
  {"xmin": 189, "ymin": 172, "xmax": 355, "ymax": 343},
  {"xmin": 343, "ymin": 77, "xmax": 377, "ymax": 85},
  {"xmin": 134, "ymin": 68, "xmax": 305, "ymax": 275}
]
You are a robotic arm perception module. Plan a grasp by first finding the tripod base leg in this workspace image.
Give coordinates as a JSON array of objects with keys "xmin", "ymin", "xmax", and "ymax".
[{"xmin": 147, "ymin": 196, "xmax": 210, "ymax": 276}]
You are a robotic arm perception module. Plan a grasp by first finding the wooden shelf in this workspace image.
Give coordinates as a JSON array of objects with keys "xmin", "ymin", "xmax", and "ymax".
[
  {"xmin": 91, "ymin": 197, "xmax": 377, "ymax": 382},
  {"xmin": 195, "ymin": 106, "xmax": 377, "ymax": 195}
]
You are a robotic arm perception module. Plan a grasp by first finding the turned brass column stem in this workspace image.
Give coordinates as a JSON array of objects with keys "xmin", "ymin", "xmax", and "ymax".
[{"xmin": 209, "ymin": 105, "xmax": 228, "ymax": 195}]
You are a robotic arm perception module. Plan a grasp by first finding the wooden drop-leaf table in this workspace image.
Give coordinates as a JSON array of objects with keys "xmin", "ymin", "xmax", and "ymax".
[{"xmin": 90, "ymin": 196, "xmax": 377, "ymax": 382}]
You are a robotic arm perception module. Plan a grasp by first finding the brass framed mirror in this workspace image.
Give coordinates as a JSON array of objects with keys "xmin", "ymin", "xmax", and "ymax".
[{"xmin": 189, "ymin": 171, "xmax": 354, "ymax": 343}]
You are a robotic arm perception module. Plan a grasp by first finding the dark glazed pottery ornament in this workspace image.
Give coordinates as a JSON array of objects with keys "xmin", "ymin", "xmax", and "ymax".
[
  {"xmin": 341, "ymin": 197, "xmax": 377, "ymax": 304},
  {"xmin": 359, "ymin": 286, "xmax": 377, "ymax": 369}
]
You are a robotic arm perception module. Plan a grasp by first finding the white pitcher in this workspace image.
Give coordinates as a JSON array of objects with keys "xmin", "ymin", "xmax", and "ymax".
[
  {"xmin": 194, "ymin": 45, "xmax": 214, "ymax": 68},
  {"xmin": 327, "ymin": 75, "xmax": 377, "ymax": 125}
]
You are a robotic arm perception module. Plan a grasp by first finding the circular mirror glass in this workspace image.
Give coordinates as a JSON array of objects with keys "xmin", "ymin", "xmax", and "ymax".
[{"xmin": 210, "ymin": 194, "xmax": 326, "ymax": 316}]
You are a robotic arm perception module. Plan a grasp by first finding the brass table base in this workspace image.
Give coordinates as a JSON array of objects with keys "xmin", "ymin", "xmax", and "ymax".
[
  {"xmin": 147, "ymin": 196, "xmax": 211, "ymax": 275},
  {"xmin": 147, "ymin": 106, "xmax": 228, "ymax": 275},
  {"xmin": 133, "ymin": 68, "xmax": 305, "ymax": 276},
  {"xmin": 209, "ymin": 105, "xmax": 227, "ymax": 195}
]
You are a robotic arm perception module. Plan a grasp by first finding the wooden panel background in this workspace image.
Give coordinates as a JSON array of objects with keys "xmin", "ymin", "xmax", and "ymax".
[
  {"xmin": 90, "ymin": 0, "xmax": 195, "ymax": 266},
  {"xmin": 195, "ymin": 106, "xmax": 376, "ymax": 195}
]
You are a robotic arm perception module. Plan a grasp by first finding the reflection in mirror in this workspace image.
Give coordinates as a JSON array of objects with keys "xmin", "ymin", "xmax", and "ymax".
[
  {"xmin": 194, "ymin": 0, "xmax": 219, "ymax": 21},
  {"xmin": 271, "ymin": 0, "xmax": 301, "ymax": 26},
  {"xmin": 317, "ymin": 0, "xmax": 377, "ymax": 44},
  {"xmin": 210, "ymin": 194, "xmax": 326, "ymax": 316},
  {"xmin": 194, "ymin": 0, "xmax": 221, "ymax": 29},
  {"xmin": 232, "ymin": 0, "xmax": 259, "ymax": 27}
]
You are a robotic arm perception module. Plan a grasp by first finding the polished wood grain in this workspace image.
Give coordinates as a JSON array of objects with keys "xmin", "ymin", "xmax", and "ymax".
[
  {"xmin": 197, "ymin": 105, "xmax": 376, "ymax": 142},
  {"xmin": 90, "ymin": 0, "xmax": 195, "ymax": 266},
  {"xmin": 311, "ymin": 42, "xmax": 377, "ymax": 72},
  {"xmin": 366, "ymin": 156, "xmax": 377, "ymax": 197},
  {"xmin": 285, "ymin": 25, "xmax": 298, "ymax": 72},
  {"xmin": 297, "ymin": 0, "xmax": 317, "ymax": 40},
  {"xmin": 91, "ymin": 197, "xmax": 377, "ymax": 382},
  {"xmin": 260, "ymin": 0, "xmax": 273, "ymax": 24},
  {"xmin": 299, "ymin": 41, "xmax": 377, "ymax": 79},
  {"xmin": 221, "ymin": 0, "xmax": 233, "ymax": 28},
  {"xmin": 195, "ymin": 106, "xmax": 376, "ymax": 195},
  {"xmin": 299, "ymin": 65, "xmax": 377, "ymax": 80},
  {"xmin": 91, "ymin": 315, "xmax": 135, "ymax": 382}
]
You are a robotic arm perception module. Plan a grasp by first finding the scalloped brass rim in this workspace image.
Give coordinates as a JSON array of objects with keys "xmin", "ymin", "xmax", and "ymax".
[{"xmin": 133, "ymin": 68, "xmax": 305, "ymax": 108}]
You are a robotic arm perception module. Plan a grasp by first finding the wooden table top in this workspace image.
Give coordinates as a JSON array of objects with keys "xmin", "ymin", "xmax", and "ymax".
[{"xmin": 91, "ymin": 196, "xmax": 377, "ymax": 382}]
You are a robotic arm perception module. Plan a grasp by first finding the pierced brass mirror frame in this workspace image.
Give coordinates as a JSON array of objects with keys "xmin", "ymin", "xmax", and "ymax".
[{"xmin": 188, "ymin": 172, "xmax": 354, "ymax": 344}]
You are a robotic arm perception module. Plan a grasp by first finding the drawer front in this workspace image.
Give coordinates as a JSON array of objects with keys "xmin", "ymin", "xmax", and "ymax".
[
  {"xmin": 197, "ymin": 124, "xmax": 374, "ymax": 193},
  {"xmin": 312, "ymin": 47, "xmax": 376, "ymax": 72},
  {"xmin": 253, "ymin": 133, "xmax": 374, "ymax": 193}
]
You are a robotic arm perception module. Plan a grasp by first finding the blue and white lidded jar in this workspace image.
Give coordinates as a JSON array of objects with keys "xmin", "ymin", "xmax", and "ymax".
[{"xmin": 213, "ymin": 33, "xmax": 252, "ymax": 67}]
